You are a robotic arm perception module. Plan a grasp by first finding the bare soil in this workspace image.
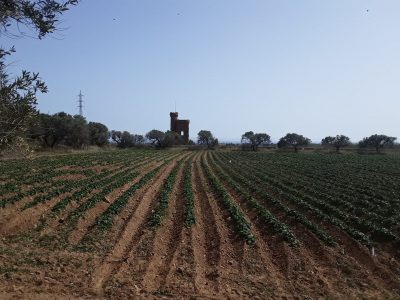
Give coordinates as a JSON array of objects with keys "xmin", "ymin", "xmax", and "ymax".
[{"xmin": 0, "ymin": 151, "xmax": 399, "ymax": 299}]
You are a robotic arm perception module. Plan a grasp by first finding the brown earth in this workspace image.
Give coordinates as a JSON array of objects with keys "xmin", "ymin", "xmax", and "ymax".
[{"xmin": 0, "ymin": 151, "xmax": 399, "ymax": 299}]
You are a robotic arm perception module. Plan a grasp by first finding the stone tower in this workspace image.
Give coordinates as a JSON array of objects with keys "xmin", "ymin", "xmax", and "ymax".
[{"xmin": 170, "ymin": 112, "xmax": 190, "ymax": 144}]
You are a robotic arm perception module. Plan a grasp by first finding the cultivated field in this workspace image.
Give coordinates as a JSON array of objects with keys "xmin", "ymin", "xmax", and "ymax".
[{"xmin": 0, "ymin": 150, "xmax": 399, "ymax": 299}]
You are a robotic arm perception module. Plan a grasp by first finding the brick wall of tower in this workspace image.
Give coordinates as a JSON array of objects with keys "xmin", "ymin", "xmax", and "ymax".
[{"xmin": 170, "ymin": 112, "xmax": 190, "ymax": 144}]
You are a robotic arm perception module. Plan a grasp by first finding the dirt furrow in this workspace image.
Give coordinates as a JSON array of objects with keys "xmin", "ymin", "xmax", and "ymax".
[
  {"xmin": 90, "ymin": 157, "xmax": 181, "ymax": 296},
  {"xmin": 40, "ymin": 189, "xmax": 100, "ymax": 237},
  {"xmin": 163, "ymin": 228, "xmax": 196, "ymax": 294},
  {"xmin": 270, "ymin": 187, "xmax": 399, "ymax": 296},
  {"xmin": 140, "ymin": 160, "xmax": 188, "ymax": 293},
  {"xmin": 0, "ymin": 192, "xmax": 45, "ymax": 232},
  {"xmin": 195, "ymin": 154, "xmax": 246, "ymax": 297},
  {"xmin": 0, "ymin": 164, "xmax": 140, "ymax": 237},
  {"xmin": 272, "ymin": 185, "xmax": 399, "ymax": 297},
  {"xmin": 204, "ymin": 153, "xmax": 300, "ymax": 297},
  {"xmin": 160, "ymin": 154, "xmax": 204, "ymax": 295},
  {"xmin": 39, "ymin": 158, "xmax": 162, "ymax": 241},
  {"xmin": 0, "ymin": 191, "xmax": 73, "ymax": 237},
  {"xmin": 189, "ymin": 158, "xmax": 221, "ymax": 296},
  {"xmin": 96, "ymin": 152, "xmax": 191, "ymax": 254},
  {"xmin": 68, "ymin": 161, "xmax": 161, "ymax": 245},
  {"xmin": 208, "ymin": 154, "xmax": 358, "ymax": 297},
  {"xmin": 317, "ymin": 222, "xmax": 399, "ymax": 295}
]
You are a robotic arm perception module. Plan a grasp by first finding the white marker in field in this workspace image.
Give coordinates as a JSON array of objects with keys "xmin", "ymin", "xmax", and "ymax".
[{"xmin": 371, "ymin": 247, "xmax": 375, "ymax": 257}]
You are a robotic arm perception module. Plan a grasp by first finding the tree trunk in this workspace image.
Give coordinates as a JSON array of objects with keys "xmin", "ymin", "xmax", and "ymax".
[{"xmin": 50, "ymin": 136, "xmax": 58, "ymax": 148}]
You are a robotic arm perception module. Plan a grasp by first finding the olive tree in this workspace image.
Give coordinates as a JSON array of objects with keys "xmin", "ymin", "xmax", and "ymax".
[
  {"xmin": 64, "ymin": 115, "xmax": 89, "ymax": 149},
  {"xmin": 241, "ymin": 131, "xmax": 271, "ymax": 151},
  {"xmin": 321, "ymin": 135, "xmax": 350, "ymax": 152},
  {"xmin": 0, "ymin": 1, "xmax": 79, "ymax": 38},
  {"xmin": 88, "ymin": 122, "xmax": 109, "ymax": 147},
  {"xmin": 111, "ymin": 130, "xmax": 133, "ymax": 148},
  {"xmin": 146, "ymin": 129, "xmax": 165, "ymax": 148},
  {"xmin": 28, "ymin": 112, "xmax": 72, "ymax": 148},
  {"xmin": 359, "ymin": 134, "xmax": 397, "ymax": 153},
  {"xmin": 197, "ymin": 130, "xmax": 218, "ymax": 149},
  {"xmin": 0, "ymin": 1, "xmax": 78, "ymax": 152},
  {"xmin": 278, "ymin": 133, "xmax": 311, "ymax": 152},
  {"xmin": 162, "ymin": 131, "xmax": 184, "ymax": 147},
  {"xmin": 132, "ymin": 134, "xmax": 145, "ymax": 145}
]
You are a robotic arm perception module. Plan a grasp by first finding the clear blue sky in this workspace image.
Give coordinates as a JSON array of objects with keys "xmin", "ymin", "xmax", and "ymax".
[{"xmin": 3, "ymin": 0, "xmax": 400, "ymax": 142}]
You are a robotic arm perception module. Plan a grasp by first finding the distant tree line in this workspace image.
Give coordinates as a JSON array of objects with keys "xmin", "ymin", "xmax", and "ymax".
[
  {"xmin": 4, "ymin": 110, "xmax": 398, "ymax": 154},
  {"xmin": 27, "ymin": 112, "xmax": 147, "ymax": 150},
  {"xmin": 241, "ymin": 131, "xmax": 397, "ymax": 153},
  {"xmin": 28, "ymin": 112, "xmax": 109, "ymax": 149},
  {"xmin": 24, "ymin": 114, "xmax": 221, "ymax": 151}
]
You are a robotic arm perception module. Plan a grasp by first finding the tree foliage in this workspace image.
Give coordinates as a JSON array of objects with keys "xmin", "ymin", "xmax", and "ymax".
[
  {"xmin": 111, "ymin": 130, "xmax": 143, "ymax": 149},
  {"xmin": 278, "ymin": 133, "xmax": 311, "ymax": 152},
  {"xmin": 163, "ymin": 131, "xmax": 184, "ymax": 147},
  {"xmin": 29, "ymin": 112, "xmax": 106, "ymax": 149},
  {"xmin": 0, "ymin": 47, "xmax": 47, "ymax": 150},
  {"xmin": 0, "ymin": 1, "xmax": 78, "ymax": 152},
  {"xmin": 145, "ymin": 130, "xmax": 185, "ymax": 148},
  {"xmin": 64, "ymin": 115, "xmax": 89, "ymax": 149},
  {"xmin": 0, "ymin": 0, "xmax": 78, "ymax": 38},
  {"xmin": 241, "ymin": 131, "xmax": 271, "ymax": 151},
  {"xmin": 146, "ymin": 130, "xmax": 165, "ymax": 148},
  {"xmin": 29, "ymin": 112, "xmax": 71, "ymax": 148},
  {"xmin": 321, "ymin": 135, "xmax": 350, "ymax": 152},
  {"xmin": 88, "ymin": 122, "xmax": 109, "ymax": 147},
  {"xmin": 197, "ymin": 130, "xmax": 218, "ymax": 149},
  {"xmin": 359, "ymin": 134, "xmax": 397, "ymax": 153}
]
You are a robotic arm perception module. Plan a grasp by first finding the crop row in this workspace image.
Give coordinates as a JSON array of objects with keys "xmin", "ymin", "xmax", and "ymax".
[
  {"xmin": 183, "ymin": 160, "xmax": 195, "ymax": 227},
  {"xmin": 221, "ymin": 152, "xmax": 399, "ymax": 243},
  {"xmin": 0, "ymin": 149, "xmax": 168, "ymax": 193},
  {"xmin": 226, "ymin": 152, "xmax": 399, "ymax": 227},
  {"xmin": 201, "ymin": 159, "xmax": 256, "ymax": 245},
  {"xmin": 207, "ymin": 155, "xmax": 298, "ymax": 246},
  {"xmin": 1, "ymin": 151, "xmax": 180, "ymax": 209},
  {"xmin": 215, "ymin": 152, "xmax": 372, "ymax": 247},
  {"xmin": 76, "ymin": 156, "xmax": 184, "ymax": 251},
  {"xmin": 232, "ymin": 152, "xmax": 400, "ymax": 202},
  {"xmin": 242, "ymin": 152, "xmax": 400, "ymax": 214},
  {"xmin": 210, "ymin": 152, "xmax": 336, "ymax": 246},
  {"xmin": 148, "ymin": 161, "xmax": 183, "ymax": 227}
]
